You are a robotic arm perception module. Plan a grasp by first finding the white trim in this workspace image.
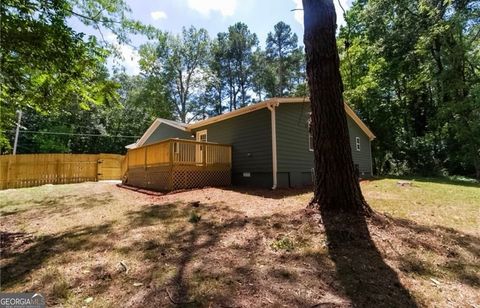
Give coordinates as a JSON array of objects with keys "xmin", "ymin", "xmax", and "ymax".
[
  {"xmin": 130, "ymin": 118, "xmax": 188, "ymax": 149},
  {"xmin": 128, "ymin": 98, "xmax": 376, "ymax": 156},
  {"xmin": 188, "ymin": 100, "xmax": 274, "ymax": 129},
  {"xmin": 161, "ymin": 118, "xmax": 189, "ymax": 131},
  {"xmin": 187, "ymin": 97, "xmax": 375, "ymax": 141},
  {"xmin": 125, "ymin": 142, "xmax": 138, "ymax": 149},
  {"xmin": 196, "ymin": 129, "xmax": 208, "ymax": 142},
  {"xmin": 195, "ymin": 130, "xmax": 208, "ymax": 164},
  {"xmin": 355, "ymin": 137, "xmax": 361, "ymax": 151},
  {"xmin": 266, "ymin": 101, "xmax": 279, "ymax": 190}
]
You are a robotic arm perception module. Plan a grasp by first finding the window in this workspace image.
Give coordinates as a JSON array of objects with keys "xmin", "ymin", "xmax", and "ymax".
[
  {"xmin": 196, "ymin": 130, "xmax": 207, "ymax": 142},
  {"xmin": 355, "ymin": 137, "xmax": 361, "ymax": 151}
]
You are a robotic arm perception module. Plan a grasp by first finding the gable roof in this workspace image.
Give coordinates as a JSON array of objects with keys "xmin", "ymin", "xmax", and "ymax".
[
  {"xmin": 188, "ymin": 97, "xmax": 376, "ymax": 140},
  {"xmin": 133, "ymin": 118, "xmax": 188, "ymax": 148},
  {"xmin": 129, "ymin": 97, "xmax": 376, "ymax": 149}
]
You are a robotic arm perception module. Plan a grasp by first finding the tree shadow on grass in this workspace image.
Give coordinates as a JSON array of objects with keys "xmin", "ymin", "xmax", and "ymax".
[
  {"xmin": 0, "ymin": 193, "xmax": 115, "ymax": 217},
  {"xmin": 376, "ymin": 215, "xmax": 480, "ymax": 288},
  {"xmin": 224, "ymin": 186, "xmax": 312, "ymax": 199},
  {"xmin": 1, "ymin": 224, "xmax": 113, "ymax": 290},
  {"xmin": 3, "ymin": 195, "xmax": 478, "ymax": 306},
  {"xmin": 124, "ymin": 203, "xmax": 334, "ymax": 307},
  {"xmin": 320, "ymin": 211, "xmax": 418, "ymax": 307}
]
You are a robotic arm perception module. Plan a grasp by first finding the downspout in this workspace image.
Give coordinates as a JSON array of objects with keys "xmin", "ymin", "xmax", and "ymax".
[{"xmin": 267, "ymin": 100, "xmax": 279, "ymax": 189}]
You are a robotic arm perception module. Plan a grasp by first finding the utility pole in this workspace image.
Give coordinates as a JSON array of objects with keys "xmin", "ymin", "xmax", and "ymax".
[{"xmin": 13, "ymin": 110, "xmax": 22, "ymax": 155}]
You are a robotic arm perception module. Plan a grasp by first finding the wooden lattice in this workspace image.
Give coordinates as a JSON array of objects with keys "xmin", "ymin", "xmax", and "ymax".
[
  {"xmin": 171, "ymin": 166, "xmax": 231, "ymax": 190},
  {"xmin": 124, "ymin": 139, "xmax": 232, "ymax": 191}
]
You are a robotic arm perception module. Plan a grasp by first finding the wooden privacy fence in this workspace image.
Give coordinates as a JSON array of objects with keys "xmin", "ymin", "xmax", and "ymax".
[
  {"xmin": 124, "ymin": 138, "xmax": 232, "ymax": 191},
  {"xmin": 0, "ymin": 153, "xmax": 125, "ymax": 190}
]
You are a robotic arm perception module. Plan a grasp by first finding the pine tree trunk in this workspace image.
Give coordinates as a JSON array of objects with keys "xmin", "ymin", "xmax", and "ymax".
[{"xmin": 303, "ymin": 0, "xmax": 371, "ymax": 214}]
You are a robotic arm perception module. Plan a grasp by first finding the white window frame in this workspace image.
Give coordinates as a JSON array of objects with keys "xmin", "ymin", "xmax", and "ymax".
[
  {"xmin": 195, "ymin": 130, "xmax": 208, "ymax": 164},
  {"xmin": 196, "ymin": 130, "xmax": 208, "ymax": 142},
  {"xmin": 355, "ymin": 137, "xmax": 361, "ymax": 151}
]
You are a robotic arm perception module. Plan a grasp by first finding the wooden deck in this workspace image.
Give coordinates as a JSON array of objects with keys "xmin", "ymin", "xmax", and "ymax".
[{"xmin": 123, "ymin": 139, "xmax": 232, "ymax": 191}]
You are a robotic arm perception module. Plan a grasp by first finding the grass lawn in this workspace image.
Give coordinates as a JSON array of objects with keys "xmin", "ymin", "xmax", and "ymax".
[{"xmin": 0, "ymin": 178, "xmax": 479, "ymax": 307}]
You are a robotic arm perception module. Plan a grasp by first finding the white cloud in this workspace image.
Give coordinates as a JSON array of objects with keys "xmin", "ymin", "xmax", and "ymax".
[
  {"xmin": 150, "ymin": 10, "xmax": 167, "ymax": 20},
  {"xmin": 292, "ymin": 0, "xmax": 350, "ymax": 27},
  {"xmin": 293, "ymin": 0, "xmax": 303, "ymax": 26},
  {"xmin": 187, "ymin": 0, "xmax": 237, "ymax": 17},
  {"xmin": 117, "ymin": 44, "xmax": 140, "ymax": 75}
]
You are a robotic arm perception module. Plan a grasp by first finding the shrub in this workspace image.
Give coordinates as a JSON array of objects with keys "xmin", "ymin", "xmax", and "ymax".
[
  {"xmin": 189, "ymin": 211, "xmax": 201, "ymax": 223},
  {"xmin": 270, "ymin": 236, "xmax": 295, "ymax": 252}
]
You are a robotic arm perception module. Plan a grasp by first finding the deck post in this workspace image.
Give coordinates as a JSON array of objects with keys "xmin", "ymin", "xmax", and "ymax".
[
  {"xmin": 202, "ymin": 143, "xmax": 207, "ymax": 168},
  {"xmin": 169, "ymin": 140, "xmax": 174, "ymax": 190}
]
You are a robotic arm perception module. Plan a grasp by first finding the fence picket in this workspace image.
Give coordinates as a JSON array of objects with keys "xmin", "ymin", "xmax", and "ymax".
[{"xmin": 0, "ymin": 153, "xmax": 124, "ymax": 190}]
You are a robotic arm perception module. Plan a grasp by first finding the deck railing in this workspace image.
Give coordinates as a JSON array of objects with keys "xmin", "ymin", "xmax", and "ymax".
[
  {"xmin": 124, "ymin": 139, "xmax": 232, "ymax": 191},
  {"xmin": 125, "ymin": 138, "xmax": 232, "ymax": 168}
]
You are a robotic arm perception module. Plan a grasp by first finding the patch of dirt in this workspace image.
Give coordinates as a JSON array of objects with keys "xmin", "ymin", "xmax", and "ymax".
[{"xmin": 0, "ymin": 182, "xmax": 479, "ymax": 307}]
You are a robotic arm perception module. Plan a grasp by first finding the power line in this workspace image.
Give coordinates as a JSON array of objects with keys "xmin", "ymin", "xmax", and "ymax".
[{"xmin": 18, "ymin": 130, "xmax": 141, "ymax": 138}]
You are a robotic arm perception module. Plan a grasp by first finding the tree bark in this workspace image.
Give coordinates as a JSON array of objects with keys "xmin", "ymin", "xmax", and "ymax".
[{"xmin": 303, "ymin": 0, "xmax": 371, "ymax": 214}]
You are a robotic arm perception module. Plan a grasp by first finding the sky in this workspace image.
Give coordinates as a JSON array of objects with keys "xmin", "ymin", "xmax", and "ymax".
[{"xmin": 71, "ymin": 0, "xmax": 352, "ymax": 75}]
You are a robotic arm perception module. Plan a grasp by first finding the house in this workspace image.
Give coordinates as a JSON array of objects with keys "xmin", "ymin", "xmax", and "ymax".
[{"xmin": 126, "ymin": 97, "xmax": 375, "ymax": 189}]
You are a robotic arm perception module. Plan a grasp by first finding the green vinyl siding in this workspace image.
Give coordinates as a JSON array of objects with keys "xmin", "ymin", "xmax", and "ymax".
[
  {"xmin": 141, "ymin": 102, "xmax": 374, "ymax": 188},
  {"xmin": 143, "ymin": 123, "xmax": 192, "ymax": 146},
  {"xmin": 276, "ymin": 103, "xmax": 313, "ymax": 172},
  {"xmin": 192, "ymin": 108, "xmax": 273, "ymax": 187},
  {"xmin": 347, "ymin": 116, "xmax": 373, "ymax": 177},
  {"xmin": 276, "ymin": 103, "xmax": 373, "ymax": 187}
]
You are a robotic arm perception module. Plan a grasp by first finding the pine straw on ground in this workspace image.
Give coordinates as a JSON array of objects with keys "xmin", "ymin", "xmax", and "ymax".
[{"xmin": 0, "ymin": 179, "xmax": 479, "ymax": 307}]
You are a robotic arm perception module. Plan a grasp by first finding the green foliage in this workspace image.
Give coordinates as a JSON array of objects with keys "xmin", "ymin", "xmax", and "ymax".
[
  {"xmin": 10, "ymin": 74, "xmax": 172, "ymax": 154},
  {"xmin": 189, "ymin": 211, "xmax": 201, "ymax": 223},
  {"xmin": 7, "ymin": 0, "xmax": 476, "ymax": 180},
  {"xmin": 339, "ymin": 0, "xmax": 480, "ymax": 178},
  {"xmin": 270, "ymin": 236, "xmax": 295, "ymax": 252},
  {"xmin": 265, "ymin": 22, "xmax": 305, "ymax": 97},
  {"xmin": 139, "ymin": 27, "xmax": 210, "ymax": 123},
  {"xmin": 0, "ymin": 0, "xmax": 148, "ymax": 153},
  {"xmin": 210, "ymin": 22, "xmax": 259, "ymax": 111}
]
